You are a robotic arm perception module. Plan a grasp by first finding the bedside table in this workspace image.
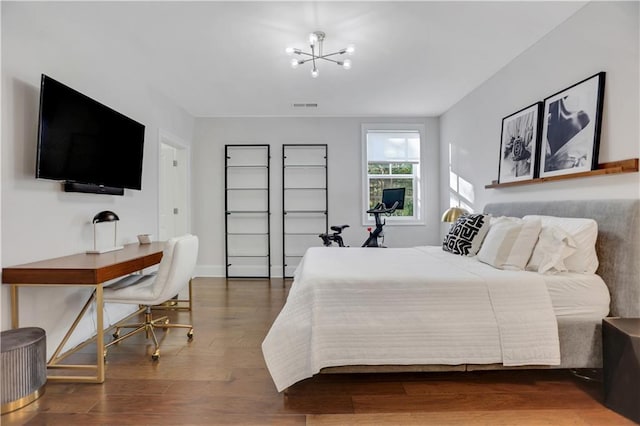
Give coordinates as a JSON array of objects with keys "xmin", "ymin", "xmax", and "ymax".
[{"xmin": 602, "ymin": 317, "xmax": 640, "ymax": 424}]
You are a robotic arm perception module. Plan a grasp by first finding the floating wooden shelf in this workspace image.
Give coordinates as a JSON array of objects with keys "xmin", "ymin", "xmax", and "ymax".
[{"xmin": 485, "ymin": 158, "xmax": 639, "ymax": 189}]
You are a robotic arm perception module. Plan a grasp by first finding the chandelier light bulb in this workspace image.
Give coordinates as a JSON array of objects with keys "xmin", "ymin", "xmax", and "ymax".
[
  {"xmin": 346, "ymin": 44, "xmax": 355, "ymax": 55},
  {"xmin": 291, "ymin": 59, "xmax": 300, "ymax": 69},
  {"xmin": 342, "ymin": 59, "xmax": 352, "ymax": 70},
  {"xmin": 309, "ymin": 32, "xmax": 318, "ymax": 46},
  {"xmin": 285, "ymin": 47, "xmax": 294, "ymax": 55},
  {"xmin": 311, "ymin": 68, "xmax": 319, "ymax": 78}
]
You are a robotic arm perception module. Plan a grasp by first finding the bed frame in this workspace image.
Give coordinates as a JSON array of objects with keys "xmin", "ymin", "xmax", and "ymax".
[{"xmin": 322, "ymin": 199, "xmax": 640, "ymax": 374}]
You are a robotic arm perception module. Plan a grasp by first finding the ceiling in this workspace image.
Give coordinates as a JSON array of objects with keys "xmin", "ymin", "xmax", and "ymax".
[{"xmin": 14, "ymin": 1, "xmax": 587, "ymax": 117}]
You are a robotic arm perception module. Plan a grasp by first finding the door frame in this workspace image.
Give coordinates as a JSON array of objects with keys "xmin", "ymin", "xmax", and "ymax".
[{"xmin": 157, "ymin": 129, "xmax": 191, "ymax": 240}]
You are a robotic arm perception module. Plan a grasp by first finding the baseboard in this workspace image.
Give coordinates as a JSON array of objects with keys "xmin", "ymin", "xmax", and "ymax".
[
  {"xmin": 194, "ymin": 265, "xmax": 284, "ymax": 278},
  {"xmin": 194, "ymin": 265, "xmax": 225, "ymax": 277}
]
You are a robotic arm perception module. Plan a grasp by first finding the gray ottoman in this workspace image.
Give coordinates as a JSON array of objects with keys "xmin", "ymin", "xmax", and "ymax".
[{"xmin": 1, "ymin": 327, "xmax": 47, "ymax": 414}]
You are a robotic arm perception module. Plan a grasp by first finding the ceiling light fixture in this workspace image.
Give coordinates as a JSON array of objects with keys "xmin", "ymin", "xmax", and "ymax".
[{"xmin": 286, "ymin": 31, "xmax": 354, "ymax": 78}]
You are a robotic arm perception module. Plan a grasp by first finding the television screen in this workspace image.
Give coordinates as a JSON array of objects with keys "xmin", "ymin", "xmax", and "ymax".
[
  {"xmin": 36, "ymin": 74, "xmax": 145, "ymax": 190},
  {"xmin": 382, "ymin": 187, "xmax": 405, "ymax": 210}
]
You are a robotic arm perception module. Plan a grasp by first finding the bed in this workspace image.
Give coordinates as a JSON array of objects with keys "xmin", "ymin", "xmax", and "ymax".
[{"xmin": 262, "ymin": 199, "xmax": 640, "ymax": 392}]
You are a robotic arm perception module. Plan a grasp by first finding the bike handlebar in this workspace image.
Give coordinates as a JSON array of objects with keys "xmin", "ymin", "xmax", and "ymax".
[{"xmin": 366, "ymin": 201, "xmax": 400, "ymax": 215}]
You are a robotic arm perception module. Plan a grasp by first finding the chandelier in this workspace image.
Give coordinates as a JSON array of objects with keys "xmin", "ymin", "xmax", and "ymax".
[{"xmin": 286, "ymin": 31, "xmax": 355, "ymax": 78}]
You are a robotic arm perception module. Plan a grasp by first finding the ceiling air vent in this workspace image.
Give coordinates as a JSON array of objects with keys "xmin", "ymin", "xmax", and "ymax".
[{"xmin": 292, "ymin": 103, "xmax": 318, "ymax": 108}]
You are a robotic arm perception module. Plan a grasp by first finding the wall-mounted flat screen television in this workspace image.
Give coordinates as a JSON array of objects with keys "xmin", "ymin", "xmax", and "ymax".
[{"xmin": 36, "ymin": 74, "xmax": 145, "ymax": 194}]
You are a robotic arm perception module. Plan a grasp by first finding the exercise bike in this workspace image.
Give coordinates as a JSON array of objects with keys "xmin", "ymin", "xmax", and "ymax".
[
  {"xmin": 319, "ymin": 225, "xmax": 349, "ymax": 247},
  {"xmin": 361, "ymin": 200, "xmax": 400, "ymax": 247},
  {"xmin": 362, "ymin": 187, "xmax": 405, "ymax": 247},
  {"xmin": 318, "ymin": 187, "xmax": 406, "ymax": 248}
]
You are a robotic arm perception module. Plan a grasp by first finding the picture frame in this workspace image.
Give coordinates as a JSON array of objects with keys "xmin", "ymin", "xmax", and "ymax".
[
  {"xmin": 539, "ymin": 72, "xmax": 606, "ymax": 178},
  {"xmin": 498, "ymin": 102, "xmax": 543, "ymax": 183}
]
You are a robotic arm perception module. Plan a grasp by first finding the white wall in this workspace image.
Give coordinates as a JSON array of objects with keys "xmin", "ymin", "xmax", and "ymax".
[
  {"xmin": 1, "ymin": 3, "xmax": 195, "ymax": 356},
  {"xmin": 440, "ymin": 1, "xmax": 640, "ymax": 214},
  {"xmin": 193, "ymin": 117, "xmax": 440, "ymax": 277}
]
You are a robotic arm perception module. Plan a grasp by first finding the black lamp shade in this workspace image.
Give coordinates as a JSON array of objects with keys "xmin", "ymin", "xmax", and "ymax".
[{"xmin": 93, "ymin": 210, "xmax": 120, "ymax": 224}]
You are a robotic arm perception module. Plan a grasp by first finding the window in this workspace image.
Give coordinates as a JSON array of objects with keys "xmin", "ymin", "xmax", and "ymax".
[{"xmin": 362, "ymin": 124, "xmax": 424, "ymax": 225}]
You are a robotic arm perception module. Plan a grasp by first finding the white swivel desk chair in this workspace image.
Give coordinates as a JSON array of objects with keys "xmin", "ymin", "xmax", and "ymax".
[{"xmin": 103, "ymin": 234, "xmax": 198, "ymax": 360}]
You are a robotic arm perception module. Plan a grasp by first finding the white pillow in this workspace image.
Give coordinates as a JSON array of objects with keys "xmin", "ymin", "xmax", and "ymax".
[
  {"xmin": 476, "ymin": 217, "xmax": 541, "ymax": 270},
  {"xmin": 489, "ymin": 215, "xmax": 518, "ymax": 226},
  {"xmin": 526, "ymin": 225, "xmax": 577, "ymax": 274},
  {"xmin": 523, "ymin": 215, "xmax": 598, "ymax": 274}
]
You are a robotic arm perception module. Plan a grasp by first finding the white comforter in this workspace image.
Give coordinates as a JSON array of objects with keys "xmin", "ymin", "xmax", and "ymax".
[{"xmin": 262, "ymin": 246, "xmax": 560, "ymax": 391}]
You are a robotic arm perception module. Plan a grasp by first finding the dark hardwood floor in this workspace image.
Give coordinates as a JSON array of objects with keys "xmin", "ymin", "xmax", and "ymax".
[{"xmin": 2, "ymin": 278, "xmax": 634, "ymax": 425}]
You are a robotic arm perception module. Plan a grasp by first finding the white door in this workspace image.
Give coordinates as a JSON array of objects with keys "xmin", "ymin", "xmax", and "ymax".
[{"xmin": 159, "ymin": 134, "xmax": 189, "ymax": 241}]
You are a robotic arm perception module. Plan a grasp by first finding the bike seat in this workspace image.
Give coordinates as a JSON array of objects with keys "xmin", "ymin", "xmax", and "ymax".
[{"xmin": 330, "ymin": 224, "xmax": 350, "ymax": 233}]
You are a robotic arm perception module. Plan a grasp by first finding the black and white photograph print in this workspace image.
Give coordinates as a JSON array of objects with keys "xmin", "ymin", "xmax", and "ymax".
[
  {"xmin": 498, "ymin": 102, "xmax": 542, "ymax": 183},
  {"xmin": 539, "ymin": 72, "xmax": 605, "ymax": 178}
]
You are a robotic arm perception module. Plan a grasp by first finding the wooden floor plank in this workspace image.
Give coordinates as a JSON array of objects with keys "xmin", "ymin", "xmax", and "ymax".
[
  {"xmin": 308, "ymin": 410, "xmax": 592, "ymax": 426},
  {"xmin": 21, "ymin": 413, "xmax": 307, "ymax": 425},
  {"xmin": 1, "ymin": 278, "xmax": 632, "ymax": 426},
  {"xmin": 351, "ymin": 390, "xmax": 602, "ymax": 413}
]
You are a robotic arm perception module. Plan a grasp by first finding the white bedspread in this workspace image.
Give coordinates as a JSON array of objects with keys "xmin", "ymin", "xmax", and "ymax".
[{"xmin": 262, "ymin": 246, "xmax": 560, "ymax": 391}]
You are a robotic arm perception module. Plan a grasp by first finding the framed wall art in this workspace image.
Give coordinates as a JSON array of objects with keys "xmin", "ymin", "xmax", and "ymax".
[
  {"xmin": 498, "ymin": 102, "xmax": 542, "ymax": 183},
  {"xmin": 539, "ymin": 72, "xmax": 606, "ymax": 178}
]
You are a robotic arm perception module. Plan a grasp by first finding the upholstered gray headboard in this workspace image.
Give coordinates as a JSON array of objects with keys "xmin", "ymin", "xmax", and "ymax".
[{"xmin": 484, "ymin": 199, "xmax": 640, "ymax": 318}]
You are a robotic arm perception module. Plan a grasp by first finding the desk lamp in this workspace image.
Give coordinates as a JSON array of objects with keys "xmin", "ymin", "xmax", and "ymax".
[{"xmin": 87, "ymin": 210, "xmax": 124, "ymax": 254}]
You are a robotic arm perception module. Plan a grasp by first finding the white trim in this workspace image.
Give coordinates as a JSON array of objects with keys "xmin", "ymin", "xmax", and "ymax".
[
  {"xmin": 361, "ymin": 123, "xmax": 426, "ymax": 226},
  {"xmin": 194, "ymin": 265, "xmax": 225, "ymax": 277},
  {"xmin": 194, "ymin": 265, "xmax": 285, "ymax": 278},
  {"xmin": 157, "ymin": 129, "xmax": 192, "ymax": 238}
]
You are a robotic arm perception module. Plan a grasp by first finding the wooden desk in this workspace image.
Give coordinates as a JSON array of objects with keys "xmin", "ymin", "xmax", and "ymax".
[{"xmin": 2, "ymin": 242, "xmax": 164, "ymax": 383}]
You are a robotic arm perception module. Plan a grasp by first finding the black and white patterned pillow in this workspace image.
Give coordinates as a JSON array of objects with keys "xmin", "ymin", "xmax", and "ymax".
[{"xmin": 442, "ymin": 214, "xmax": 490, "ymax": 256}]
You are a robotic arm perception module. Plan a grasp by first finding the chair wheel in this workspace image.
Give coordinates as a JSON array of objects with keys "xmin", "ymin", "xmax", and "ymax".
[
  {"xmin": 187, "ymin": 330, "xmax": 194, "ymax": 340},
  {"xmin": 112, "ymin": 332, "xmax": 119, "ymax": 339},
  {"xmin": 152, "ymin": 351, "xmax": 160, "ymax": 361}
]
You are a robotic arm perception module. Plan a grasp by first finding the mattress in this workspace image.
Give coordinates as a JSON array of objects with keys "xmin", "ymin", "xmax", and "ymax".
[
  {"xmin": 543, "ymin": 272, "xmax": 610, "ymax": 318},
  {"xmin": 263, "ymin": 246, "xmax": 565, "ymax": 391}
]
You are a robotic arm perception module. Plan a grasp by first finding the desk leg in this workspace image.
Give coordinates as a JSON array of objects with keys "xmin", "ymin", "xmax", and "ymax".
[
  {"xmin": 49, "ymin": 291, "xmax": 96, "ymax": 364},
  {"xmin": 47, "ymin": 286, "xmax": 105, "ymax": 383},
  {"xmin": 95, "ymin": 284, "xmax": 105, "ymax": 383},
  {"xmin": 10, "ymin": 285, "xmax": 19, "ymax": 328}
]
